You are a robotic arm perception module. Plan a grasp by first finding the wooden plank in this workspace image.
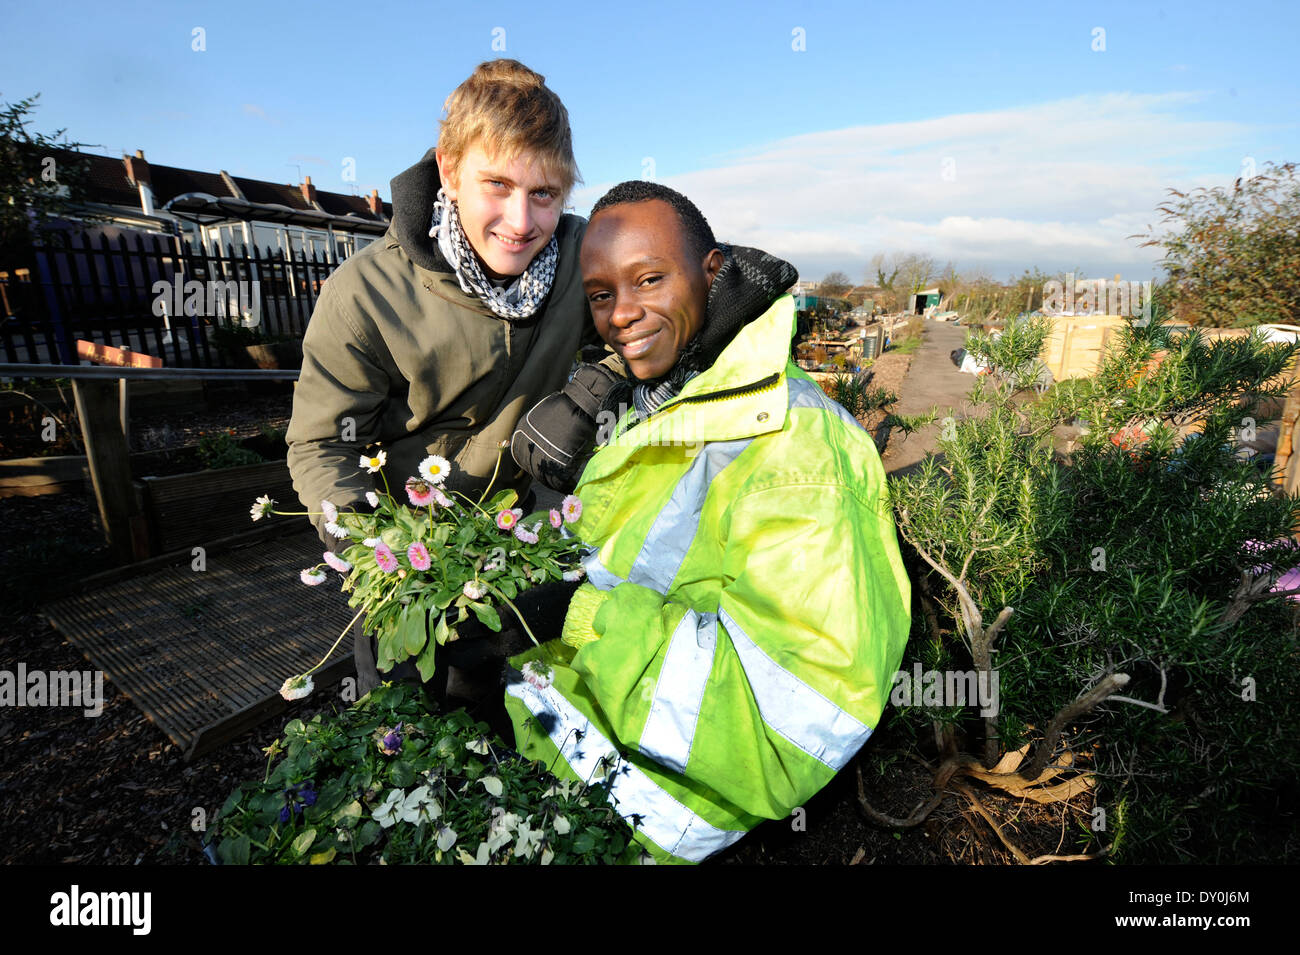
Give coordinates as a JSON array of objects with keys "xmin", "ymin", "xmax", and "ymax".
[{"xmin": 72, "ymin": 378, "xmax": 148, "ymax": 563}]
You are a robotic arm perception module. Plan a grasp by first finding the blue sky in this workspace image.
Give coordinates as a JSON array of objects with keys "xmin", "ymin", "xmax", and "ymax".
[{"xmin": 3, "ymin": 0, "xmax": 1296, "ymax": 284}]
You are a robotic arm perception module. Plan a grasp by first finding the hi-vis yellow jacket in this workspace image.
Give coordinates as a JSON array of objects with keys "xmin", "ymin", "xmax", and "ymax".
[{"xmin": 504, "ymin": 295, "xmax": 912, "ymax": 863}]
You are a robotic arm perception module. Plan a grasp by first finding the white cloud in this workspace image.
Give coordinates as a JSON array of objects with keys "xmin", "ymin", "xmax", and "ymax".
[{"xmin": 574, "ymin": 92, "xmax": 1250, "ymax": 282}]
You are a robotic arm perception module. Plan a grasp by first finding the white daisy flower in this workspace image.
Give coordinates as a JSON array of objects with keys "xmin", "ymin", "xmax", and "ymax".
[
  {"xmin": 279, "ymin": 673, "xmax": 314, "ymax": 701},
  {"xmin": 562, "ymin": 567, "xmax": 585, "ymax": 582},
  {"xmin": 250, "ymin": 494, "xmax": 275, "ymax": 522},
  {"xmin": 324, "ymin": 521, "xmax": 348, "ymax": 539},
  {"xmin": 463, "ymin": 579, "xmax": 487, "ymax": 601},
  {"xmin": 365, "ymin": 491, "xmax": 380, "ymax": 508},
  {"xmin": 418, "ymin": 454, "xmax": 451, "ymax": 485},
  {"xmin": 522, "ymin": 660, "xmax": 553, "ymax": 690},
  {"xmin": 363, "ymin": 537, "xmax": 382, "ymax": 548},
  {"xmin": 300, "ymin": 568, "xmax": 327, "ymax": 586},
  {"xmin": 360, "ymin": 450, "xmax": 387, "ymax": 473}
]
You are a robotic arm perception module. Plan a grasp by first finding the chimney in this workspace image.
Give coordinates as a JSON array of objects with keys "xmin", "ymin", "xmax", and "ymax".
[
  {"xmin": 124, "ymin": 149, "xmax": 156, "ymax": 217},
  {"xmin": 366, "ymin": 188, "xmax": 384, "ymax": 219},
  {"xmin": 300, "ymin": 175, "xmax": 317, "ymax": 206},
  {"xmin": 123, "ymin": 149, "xmax": 152, "ymax": 187}
]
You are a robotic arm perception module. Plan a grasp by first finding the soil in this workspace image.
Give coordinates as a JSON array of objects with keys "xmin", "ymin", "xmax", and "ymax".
[{"xmin": 0, "ymin": 378, "xmax": 1081, "ymax": 867}]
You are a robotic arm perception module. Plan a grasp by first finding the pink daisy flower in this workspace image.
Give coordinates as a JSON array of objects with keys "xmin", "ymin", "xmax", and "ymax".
[
  {"xmin": 549, "ymin": 509, "xmax": 563, "ymax": 529},
  {"xmin": 407, "ymin": 542, "xmax": 432, "ymax": 571},
  {"xmin": 374, "ymin": 542, "xmax": 398, "ymax": 573},
  {"xmin": 496, "ymin": 507, "xmax": 523, "ymax": 531},
  {"xmin": 514, "ymin": 524, "xmax": 540, "ymax": 545},
  {"xmin": 561, "ymin": 495, "xmax": 583, "ymax": 524},
  {"xmin": 433, "ymin": 488, "xmax": 453, "ymax": 508},
  {"xmin": 323, "ymin": 551, "xmax": 352, "ymax": 573},
  {"xmin": 406, "ymin": 479, "xmax": 435, "ymax": 507},
  {"xmin": 320, "ymin": 499, "xmax": 338, "ymax": 524},
  {"xmin": 300, "ymin": 568, "xmax": 327, "ymax": 586}
]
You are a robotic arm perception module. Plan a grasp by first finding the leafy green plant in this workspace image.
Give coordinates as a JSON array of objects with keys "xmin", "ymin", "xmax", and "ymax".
[
  {"xmin": 197, "ymin": 429, "xmax": 263, "ymax": 469},
  {"xmin": 827, "ymin": 373, "xmax": 897, "ymax": 420},
  {"xmin": 887, "ymin": 307, "xmax": 1300, "ymax": 863},
  {"xmin": 1135, "ymin": 161, "xmax": 1300, "ymax": 328},
  {"xmin": 210, "ymin": 682, "xmax": 635, "ymax": 865}
]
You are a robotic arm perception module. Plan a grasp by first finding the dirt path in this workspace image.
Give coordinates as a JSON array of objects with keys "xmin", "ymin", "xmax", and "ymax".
[{"xmin": 881, "ymin": 320, "xmax": 975, "ymax": 475}]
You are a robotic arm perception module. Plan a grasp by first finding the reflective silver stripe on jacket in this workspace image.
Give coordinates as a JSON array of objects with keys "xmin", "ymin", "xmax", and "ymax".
[
  {"xmin": 786, "ymin": 375, "xmax": 865, "ymax": 431},
  {"xmin": 639, "ymin": 609, "xmax": 717, "ymax": 774},
  {"xmin": 581, "ymin": 547, "xmax": 626, "ymax": 591},
  {"xmin": 626, "ymin": 437, "xmax": 752, "ymax": 594},
  {"xmin": 507, "ymin": 676, "xmax": 748, "ymax": 862},
  {"xmin": 720, "ymin": 607, "xmax": 873, "ymax": 769}
]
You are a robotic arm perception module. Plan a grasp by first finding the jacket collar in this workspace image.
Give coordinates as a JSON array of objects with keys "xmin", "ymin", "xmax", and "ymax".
[{"xmin": 387, "ymin": 147, "xmax": 454, "ymax": 275}]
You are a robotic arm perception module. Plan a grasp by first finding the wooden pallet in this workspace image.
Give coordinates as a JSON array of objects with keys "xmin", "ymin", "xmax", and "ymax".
[{"xmin": 43, "ymin": 527, "xmax": 357, "ymax": 760}]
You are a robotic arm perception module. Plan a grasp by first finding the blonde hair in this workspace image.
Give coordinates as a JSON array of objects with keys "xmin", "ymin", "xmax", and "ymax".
[{"xmin": 438, "ymin": 59, "xmax": 581, "ymax": 201}]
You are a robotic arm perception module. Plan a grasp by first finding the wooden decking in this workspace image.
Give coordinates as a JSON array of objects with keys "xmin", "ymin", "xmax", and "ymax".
[{"xmin": 44, "ymin": 526, "xmax": 356, "ymax": 759}]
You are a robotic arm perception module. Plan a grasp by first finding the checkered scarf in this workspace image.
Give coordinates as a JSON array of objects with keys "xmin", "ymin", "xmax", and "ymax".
[{"xmin": 428, "ymin": 187, "xmax": 559, "ymax": 320}]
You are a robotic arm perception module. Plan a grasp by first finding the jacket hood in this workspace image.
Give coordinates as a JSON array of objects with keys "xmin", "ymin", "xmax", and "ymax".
[{"xmin": 388, "ymin": 147, "xmax": 453, "ymax": 273}]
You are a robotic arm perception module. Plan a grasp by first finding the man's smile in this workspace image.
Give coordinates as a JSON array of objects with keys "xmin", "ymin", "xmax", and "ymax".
[{"xmin": 616, "ymin": 328, "xmax": 662, "ymax": 358}]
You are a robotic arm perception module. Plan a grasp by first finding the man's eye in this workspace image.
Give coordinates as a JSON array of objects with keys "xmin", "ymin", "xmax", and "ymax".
[
  {"xmin": 640, "ymin": 275, "xmax": 662, "ymax": 287},
  {"xmin": 532, "ymin": 189, "xmax": 555, "ymax": 201},
  {"xmin": 588, "ymin": 292, "xmax": 610, "ymax": 304}
]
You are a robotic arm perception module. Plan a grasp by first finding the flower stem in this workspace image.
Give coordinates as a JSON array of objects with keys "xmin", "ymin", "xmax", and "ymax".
[
  {"xmin": 474, "ymin": 445, "xmax": 507, "ymax": 509},
  {"xmin": 302, "ymin": 605, "xmax": 367, "ymax": 677},
  {"xmin": 488, "ymin": 584, "xmax": 539, "ymax": 646}
]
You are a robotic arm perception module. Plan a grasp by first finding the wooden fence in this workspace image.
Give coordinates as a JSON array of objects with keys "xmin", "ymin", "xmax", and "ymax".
[{"xmin": 1, "ymin": 230, "xmax": 343, "ymax": 366}]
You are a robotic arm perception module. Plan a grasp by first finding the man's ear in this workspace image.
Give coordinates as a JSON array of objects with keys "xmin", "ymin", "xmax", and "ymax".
[
  {"xmin": 434, "ymin": 148, "xmax": 458, "ymax": 200},
  {"xmin": 703, "ymin": 247, "xmax": 725, "ymax": 289}
]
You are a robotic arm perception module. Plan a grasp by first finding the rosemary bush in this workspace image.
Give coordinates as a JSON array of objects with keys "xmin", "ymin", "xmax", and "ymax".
[{"xmin": 888, "ymin": 309, "xmax": 1300, "ymax": 862}]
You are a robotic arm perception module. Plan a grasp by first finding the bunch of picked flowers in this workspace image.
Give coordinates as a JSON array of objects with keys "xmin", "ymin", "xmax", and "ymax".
[{"xmin": 252, "ymin": 444, "xmax": 586, "ymax": 698}]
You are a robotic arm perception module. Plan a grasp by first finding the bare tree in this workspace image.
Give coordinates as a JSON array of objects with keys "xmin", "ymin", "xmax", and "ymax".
[{"xmin": 819, "ymin": 270, "xmax": 852, "ymax": 302}]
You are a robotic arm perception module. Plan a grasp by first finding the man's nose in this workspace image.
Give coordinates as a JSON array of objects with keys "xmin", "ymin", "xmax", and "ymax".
[
  {"xmin": 502, "ymin": 189, "xmax": 533, "ymax": 235},
  {"xmin": 609, "ymin": 294, "xmax": 643, "ymax": 328}
]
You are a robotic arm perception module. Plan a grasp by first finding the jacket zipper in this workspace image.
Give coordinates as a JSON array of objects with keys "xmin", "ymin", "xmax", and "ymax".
[{"xmin": 613, "ymin": 371, "xmax": 783, "ymax": 441}]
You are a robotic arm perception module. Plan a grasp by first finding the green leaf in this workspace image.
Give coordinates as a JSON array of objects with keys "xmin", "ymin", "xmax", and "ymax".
[
  {"xmin": 309, "ymin": 847, "xmax": 337, "ymax": 865},
  {"xmin": 376, "ymin": 627, "xmax": 401, "ymax": 672},
  {"xmin": 415, "ymin": 621, "xmax": 440, "ymax": 682},
  {"xmin": 572, "ymin": 830, "xmax": 596, "ymax": 855},
  {"xmin": 217, "ymin": 834, "xmax": 250, "ymax": 866},
  {"xmin": 389, "ymin": 760, "xmax": 416, "ymax": 788},
  {"xmin": 470, "ymin": 601, "xmax": 502, "ymax": 632},
  {"xmin": 401, "ymin": 603, "xmax": 427, "ymax": 657},
  {"xmin": 393, "ymin": 508, "xmax": 423, "ymax": 541},
  {"xmin": 497, "ymin": 577, "xmax": 518, "ymax": 600},
  {"xmin": 356, "ymin": 821, "xmax": 381, "ymax": 849},
  {"xmin": 433, "ymin": 612, "xmax": 451, "ymax": 646},
  {"xmin": 333, "ymin": 800, "xmax": 362, "ymax": 829},
  {"xmin": 291, "ymin": 829, "xmax": 317, "ymax": 857}
]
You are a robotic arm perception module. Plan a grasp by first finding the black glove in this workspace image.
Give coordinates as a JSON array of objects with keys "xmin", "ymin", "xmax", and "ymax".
[{"xmin": 511, "ymin": 361, "xmax": 624, "ymax": 492}]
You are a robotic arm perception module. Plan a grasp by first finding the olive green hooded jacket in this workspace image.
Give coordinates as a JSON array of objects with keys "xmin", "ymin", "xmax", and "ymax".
[{"xmin": 286, "ymin": 148, "xmax": 600, "ymax": 537}]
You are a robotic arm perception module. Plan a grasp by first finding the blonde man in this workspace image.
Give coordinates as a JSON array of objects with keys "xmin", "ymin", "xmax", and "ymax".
[{"xmin": 287, "ymin": 59, "xmax": 603, "ymax": 698}]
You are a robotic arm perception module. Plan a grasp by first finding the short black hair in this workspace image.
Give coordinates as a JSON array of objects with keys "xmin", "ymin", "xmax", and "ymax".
[{"xmin": 588, "ymin": 180, "xmax": 717, "ymax": 263}]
